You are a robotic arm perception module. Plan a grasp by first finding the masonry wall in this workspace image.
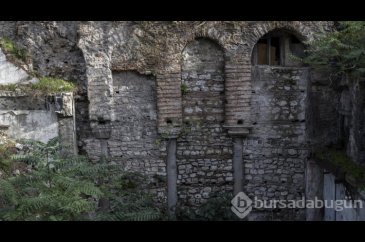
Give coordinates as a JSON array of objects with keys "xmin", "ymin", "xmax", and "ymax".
[
  {"xmin": 0, "ymin": 47, "xmax": 59, "ymax": 143},
  {"xmin": 0, "ymin": 21, "xmax": 339, "ymax": 220},
  {"xmin": 0, "ymin": 107, "xmax": 59, "ymax": 143},
  {"xmin": 75, "ymin": 21, "xmax": 334, "ymax": 220},
  {"xmin": 109, "ymin": 71, "xmax": 163, "ymax": 170},
  {"xmin": 0, "ymin": 90, "xmax": 76, "ymax": 149},
  {"xmin": 110, "ymin": 71, "xmax": 166, "ymax": 200},
  {"xmin": 244, "ymin": 66, "xmax": 309, "ymax": 220},
  {"xmin": 177, "ymin": 38, "xmax": 233, "ymax": 206},
  {"xmin": 1, "ymin": 21, "xmax": 89, "ymax": 154},
  {"xmin": 0, "ymin": 21, "xmax": 82, "ymax": 149}
]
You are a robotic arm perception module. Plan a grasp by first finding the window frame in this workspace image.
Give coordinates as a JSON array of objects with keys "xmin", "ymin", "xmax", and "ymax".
[{"xmin": 254, "ymin": 36, "xmax": 284, "ymax": 66}]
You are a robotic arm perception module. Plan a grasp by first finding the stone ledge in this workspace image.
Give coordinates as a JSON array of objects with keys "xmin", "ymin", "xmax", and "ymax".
[
  {"xmin": 0, "ymin": 90, "xmax": 28, "ymax": 97},
  {"xmin": 0, "ymin": 124, "xmax": 10, "ymax": 130},
  {"xmin": 223, "ymin": 125, "xmax": 252, "ymax": 137}
]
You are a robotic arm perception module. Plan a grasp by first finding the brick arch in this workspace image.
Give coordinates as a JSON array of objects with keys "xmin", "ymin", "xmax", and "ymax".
[
  {"xmin": 109, "ymin": 36, "xmax": 149, "ymax": 74},
  {"xmin": 181, "ymin": 36, "xmax": 226, "ymax": 73},
  {"xmin": 183, "ymin": 34, "xmax": 226, "ymax": 53},
  {"xmin": 247, "ymin": 22, "xmax": 313, "ymax": 59},
  {"xmin": 177, "ymin": 32, "xmax": 231, "ymax": 68}
]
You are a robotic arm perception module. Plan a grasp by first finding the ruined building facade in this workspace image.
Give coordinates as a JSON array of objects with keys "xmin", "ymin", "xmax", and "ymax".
[{"xmin": 1, "ymin": 21, "xmax": 364, "ymax": 220}]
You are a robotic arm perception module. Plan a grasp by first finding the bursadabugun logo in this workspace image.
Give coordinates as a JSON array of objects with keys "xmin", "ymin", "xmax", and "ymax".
[
  {"xmin": 231, "ymin": 192, "xmax": 253, "ymax": 219},
  {"xmin": 231, "ymin": 192, "xmax": 363, "ymax": 219}
]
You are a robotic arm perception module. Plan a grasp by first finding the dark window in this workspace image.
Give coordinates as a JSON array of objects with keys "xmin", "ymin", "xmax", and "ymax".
[
  {"xmin": 270, "ymin": 37, "xmax": 281, "ymax": 65},
  {"xmin": 253, "ymin": 31, "xmax": 305, "ymax": 67},
  {"xmin": 257, "ymin": 39, "xmax": 268, "ymax": 65},
  {"xmin": 256, "ymin": 37, "xmax": 281, "ymax": 65},
  {"xmin": 289, "ymin": 35, "xmax": 305, "ymax": 58}
]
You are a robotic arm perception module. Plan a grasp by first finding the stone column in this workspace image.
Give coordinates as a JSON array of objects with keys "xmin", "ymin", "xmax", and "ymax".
[
  {"xmin": 305, "ymin": 159, "xmax": 323, "ymax": 221},
  {"xmin": 100, "ymin": 140, "xmax": 109, "ymax": 158},
  {"xmin": 323, "ymin": 172, "xmax": 336, "ymax": 221},
  {"xmin": 233, "ymin": 137, "xmax": 243, "ymax": 195},
  {"xmin": 92, "ymin": 122, "xmax": 111, "ymax": 160},
  {"xmin": 167, "ymin": 137, "xmax": 177, "ymax": 219},
  {"xmin": 54, "ymin": 93, "xmax": 78, "ymax": 156},
  {"xmin": 225, "ymin": 125, "xmax": 251, "ymax": 195}
]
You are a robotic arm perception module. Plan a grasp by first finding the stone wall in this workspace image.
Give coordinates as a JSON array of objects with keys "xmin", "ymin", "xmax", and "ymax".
[
  {"xmin": 109, "ymin": 71, "xmax": 163, "ymax": 173},
  {"xmin": 0, "ymin": 90, "xmax": 76, "ymax": 150},
  {"xmin": 1, "ymin": 21, "xmax": 89, "ymax": 154},
  {"xmin": 0, "ymin": 34, "xmax": 78, "ymax": 149},
  {"xmin": 0, "ymin": 108, "xmax": 58, "ymax": 143},
  {"xmin": 0, "ymin": 46, "xmax": 58, "ymax": 143},
  {"xmin": 108, "ymin": 71, "xmax": 166, "ymax": 201},
  {"xmin": 245, "ymin": 66, "xmax": 309, "ymax": 220},
  {"xmin": 347, "ymin": 80, "xmax": 365, "ymax": 164},
  {"xmin": 306, "ymin": 71, "xmax": 339, "ymax": 147},
  {"xmin": 76, "ymin": 21, "xmax": 334, "ymax": 220},
  {"xmin": 177, "ymin": 38, "xmax": 233, "ymax": 206},
  {"xmin": 1, "ymin": 21, "xmax": 344, "ymax": 220}
]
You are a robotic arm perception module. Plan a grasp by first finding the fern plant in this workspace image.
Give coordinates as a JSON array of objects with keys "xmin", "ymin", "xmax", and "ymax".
[
  {"xmin": 0, "ymin": 137, "xmax": 105, "ymax": 221},
  {"xmin": 0, "ymin": 137, "xmax": 165, "ymax": 221},
  {"xmin": 0, "ymin": 144, "xmax": 15, "ymax": 174},
  {"xmin": 175, "ymin": 191, "xmax": 236, "ymax": 221},
  {"xmin": 94, "ymin": 171, "xmax": 164, "ymax": 221}
]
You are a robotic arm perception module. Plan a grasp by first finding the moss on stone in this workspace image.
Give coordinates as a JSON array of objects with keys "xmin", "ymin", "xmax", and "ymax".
[
  {"xmin": 0, "ymin": 77, "xmax": 77, "ymax": 96},
  {"xmin": 180, "ymin": 83, "xmax": 188, "ymax": 95},
  {"xmin": 31, "ymin": 77, "xmax": 76, "ymax": 94},
  {"xmin": 0, "ymin": 84, "xmax": 17, "ymax": 92},
  {"xmin": 0, "ymin": 37, "xmax": 27, "ymax": 62},
  {"xmin": 314, "ymin": 148, "xmax": 365, "ymax": 188}
]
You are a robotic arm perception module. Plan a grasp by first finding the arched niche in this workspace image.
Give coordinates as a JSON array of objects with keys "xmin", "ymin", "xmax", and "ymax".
[
  {"xmin": 251, "ymin": 29, "xmax": 306, "ymax": 67},
  {"xmin": 181, "ymin": 37, "xmax": 225, "ymax": 125},
  {"xmin": 178, "ymin": 37, "xmax": 233, "ymax": 207}
]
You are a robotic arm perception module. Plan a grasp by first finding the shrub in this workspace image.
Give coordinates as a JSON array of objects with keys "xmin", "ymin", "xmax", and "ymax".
[{"xmin": 302, "ymin": 21, "xmax": 365, "ymax": 80}]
